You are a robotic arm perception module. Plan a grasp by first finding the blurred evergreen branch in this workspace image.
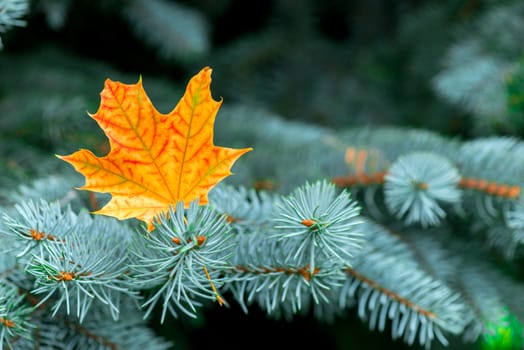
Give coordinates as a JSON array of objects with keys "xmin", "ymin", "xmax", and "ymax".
[
  {"xmin": 0, "ymin": 0, "xmax": 28, "ymax": 49},
  {"xmin": 432, "ymin": 1, "xmax": 524, "ymax": 135}
]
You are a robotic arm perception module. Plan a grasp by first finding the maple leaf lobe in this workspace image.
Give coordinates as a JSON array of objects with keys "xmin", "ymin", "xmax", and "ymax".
[{"xmin": 58, "ymin": 66, "xmax": 252, "ymax": 230}]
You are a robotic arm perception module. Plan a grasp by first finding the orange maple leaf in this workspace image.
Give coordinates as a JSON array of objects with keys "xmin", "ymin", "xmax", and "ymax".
[{"xmin": 58, "ymin": 67, "xmax": 252, "ymax": 230}]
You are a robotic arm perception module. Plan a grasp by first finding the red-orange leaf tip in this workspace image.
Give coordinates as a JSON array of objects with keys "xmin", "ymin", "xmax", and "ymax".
[{"xmin": 58, "ymin": 67, "xmax": 252, "ymax": 231}]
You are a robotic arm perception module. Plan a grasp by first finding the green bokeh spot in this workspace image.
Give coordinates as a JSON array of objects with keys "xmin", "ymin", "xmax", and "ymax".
[
  {"xmin": 480, "ymin": 310, "xmax": 523, "ymax": 350},
  {"xmin": 506, "ymin": 59, "xmax": 524, "ymax": 113}
]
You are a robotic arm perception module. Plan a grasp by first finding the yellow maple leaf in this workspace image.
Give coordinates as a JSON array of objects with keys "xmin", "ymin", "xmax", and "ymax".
[{"xmin": 58, "ymin": 67, "xmax": 252, "ymax": 230}]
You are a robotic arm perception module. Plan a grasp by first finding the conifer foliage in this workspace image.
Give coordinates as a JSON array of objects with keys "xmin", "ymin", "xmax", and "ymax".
[{"xmin": 1, "ymin": 1, "xmax": 524, "ymax": 350}]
